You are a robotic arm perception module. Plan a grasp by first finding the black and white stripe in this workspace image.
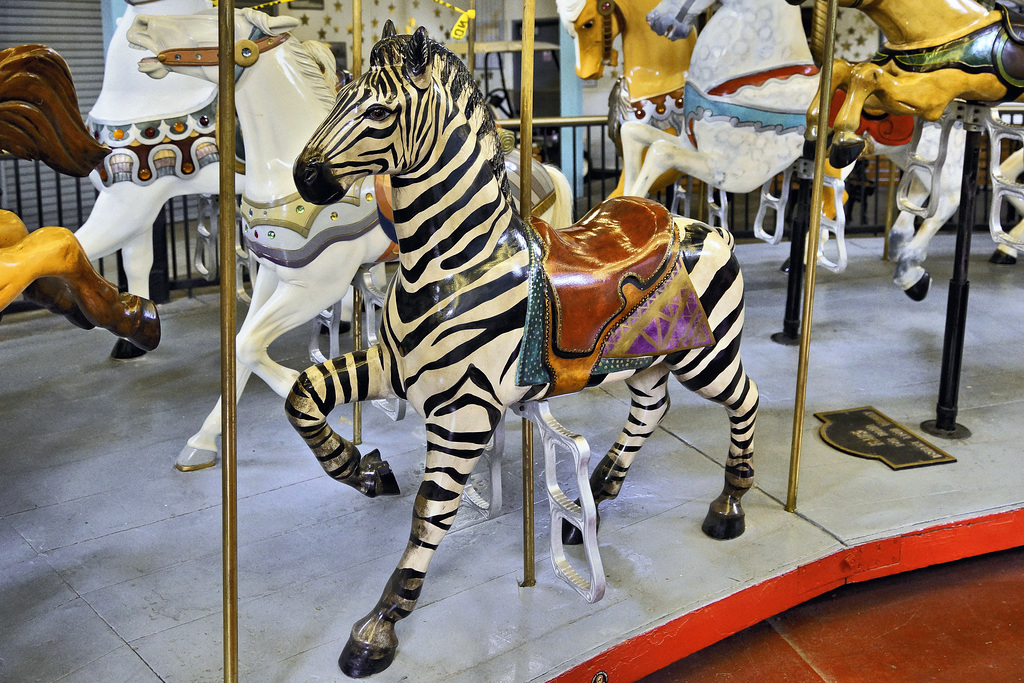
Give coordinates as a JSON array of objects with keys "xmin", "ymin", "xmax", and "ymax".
[{"xmin": 288, "ymin": 22, "xmax": 758, "ymax": 677}]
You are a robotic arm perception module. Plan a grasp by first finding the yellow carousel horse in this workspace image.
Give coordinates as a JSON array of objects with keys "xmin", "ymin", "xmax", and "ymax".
[
  {"xmin": 0, "ymin": 45, "xmax": 160, "ymax": 352},
  {"xmin": 801, "ymin": 0, "xmax": 1020, "ymax": 164},
  {"xmin": 557, "ymin": 0, "xmax": 696, "ymax": 197}
]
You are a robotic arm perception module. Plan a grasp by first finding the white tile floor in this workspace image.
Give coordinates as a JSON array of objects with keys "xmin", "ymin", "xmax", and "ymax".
[{"xmin": 1, "ymin": 233, "xmax": 1021, "ymax": 682}]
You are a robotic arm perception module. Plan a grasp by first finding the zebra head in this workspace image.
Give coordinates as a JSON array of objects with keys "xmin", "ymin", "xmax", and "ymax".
[{"xmin": 294, "ymin": 22, "xmax": 509, "ymax": 206}]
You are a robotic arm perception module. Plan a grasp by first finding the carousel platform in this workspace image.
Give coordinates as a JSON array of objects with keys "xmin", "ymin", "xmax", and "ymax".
[{"xmin": 1, "ymin": 233, "xmax": 1022, "ymax": 682}]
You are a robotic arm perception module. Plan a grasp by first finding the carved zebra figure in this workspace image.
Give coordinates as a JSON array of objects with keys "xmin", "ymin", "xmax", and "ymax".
[{"xmin": 290, "ymin": 23, "xmax": 758, "ymax": 678}]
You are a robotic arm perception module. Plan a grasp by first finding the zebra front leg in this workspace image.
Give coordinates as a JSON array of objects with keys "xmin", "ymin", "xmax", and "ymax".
[
  {"xmin": 564, "ymin": 366, "xmax": 671, "ymax": 545},
  {"xmin": 286, "ymin": 345, "xmax": 400, "ymax": 498},
  {"xmin": 340, "ymin": 394, "xmax": 503, "ymax": 677}
]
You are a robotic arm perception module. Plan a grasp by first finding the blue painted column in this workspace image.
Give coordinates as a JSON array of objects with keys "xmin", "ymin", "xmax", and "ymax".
[
  {"xmin": 102, "ymin": 1, "xmax": 127, "ymax": 57},
  {"xmin": 559, "ymin": 24, "xmax": 584, "ymax": 198}
]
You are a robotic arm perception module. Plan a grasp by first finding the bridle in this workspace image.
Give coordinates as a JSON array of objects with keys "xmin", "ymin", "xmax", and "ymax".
[
  {"xmin": 151, "ymin": 29, "xmax": 289, "ymax": 73},
  {"xmin": 597, "ymin": 0, "xmax": 618, "ymax": 65}
]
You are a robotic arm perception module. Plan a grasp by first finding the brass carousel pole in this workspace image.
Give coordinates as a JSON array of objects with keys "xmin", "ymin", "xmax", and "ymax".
[
  {"xmin": 466, "ymin": 0, "xmax": 476, "ymax": 72},
  {"xmin": 217, "ymin": 0, "xmax": 239, "ymax": 680},
  {"xmin": 519, "ymin": 0, "xmax": 536, "ymax": 589},
  {"xmin": 351, "ymin": 0, "xmax": 364, "ymax": 445},
  {"xmin": 352, "ymin": 0, "xmax": 363, "ymax": 77},
  {"xmin": 785, "ymin": 0, "xmax": 839, "ymax": 513}
]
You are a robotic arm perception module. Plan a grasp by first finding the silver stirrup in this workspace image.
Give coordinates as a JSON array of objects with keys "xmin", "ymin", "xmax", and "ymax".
[
  {"xmin": 986, "ymin": 108, "xmax": 1024, "ymax": 251},
  {"xmin": 512, "ymin": 400, "xmax": 605, "ymax": 603}
]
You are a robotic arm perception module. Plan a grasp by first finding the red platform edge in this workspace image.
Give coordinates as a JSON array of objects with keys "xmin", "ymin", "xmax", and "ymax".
[{"xmin": 550, "ymin": 506, "xmax": 1024, "ymax": 683}]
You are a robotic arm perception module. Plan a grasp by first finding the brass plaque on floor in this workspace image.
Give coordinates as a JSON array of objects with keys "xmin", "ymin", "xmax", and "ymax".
[{"xmin": 815, "ymin": 406, "xmax": 956, "ymax": 470}]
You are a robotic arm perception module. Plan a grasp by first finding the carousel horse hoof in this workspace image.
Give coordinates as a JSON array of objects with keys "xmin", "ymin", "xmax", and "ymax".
[
  {"xmin": 989, "ymin": 249, "xmax": 1017, "ymax": 266},
  {"xmin": 701, "ymin": 492, "xmax": 745, "ymax": 540},
  {"xmin": 828, "ymin": 138, "xmax": 865, "ymax": 169},
  {"xmin": 339, "ymin": 632, "xmax": 396, "ymax": 678},
  {"xmin": 175, "ymin": 445, "xmax": 217, "ymax": 472},
  {"xmin": 123, "ymin": 294, "xmax": 161, "ymax": 352},
  {"xmin": 561, "ymin": 506, "xmax": 600, "ymax": 546},
  {"xmin": 356, "ymin": 450, "xmax": 400, "ymax": 498},
  {"xmin": 904, "ymin": 273, "xmax": 931, "ymax": 302},
  {"xmin": 110, "ymin": 337, "xmax": 148, "ymax": 360},
  {"xmin": 779, "ymin": 257, "xmax": 790, "ymax": 273}
]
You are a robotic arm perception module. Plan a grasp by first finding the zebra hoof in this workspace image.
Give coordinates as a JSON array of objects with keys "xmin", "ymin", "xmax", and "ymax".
[
  {"xmin": 904, "ymin": 273, "xmax": 931, "ymax": 302},
  {"xmin": 110, "ymin": 337, "xmax": 148, "ymax": 360},
  {"xmin": 339, "ymin": 636, "xmax": 396, "ymax": 678},
  {"xmin": 990, "ymin": 249, "xmax": 1017, "ymax": 266},
  {"xmin": 561, "ymin": 507, "xmax": 600, "ymax": 546},
  {"xmin": 357, "ymin": 450, "xmax": 400, "ymax": 498},
  {"xmin": 701, "ymin": 492, "xmax": 745, "ymax": 540}
]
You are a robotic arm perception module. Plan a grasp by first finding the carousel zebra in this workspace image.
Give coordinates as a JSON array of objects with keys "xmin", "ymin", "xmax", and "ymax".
[{"xmin": 289, "ymin": 23, "xmax": 758, "ymax": 677}]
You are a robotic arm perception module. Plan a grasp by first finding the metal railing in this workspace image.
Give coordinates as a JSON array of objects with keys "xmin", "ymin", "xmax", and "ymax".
[{"xmin": 2, "ymin": 116, "xmax": 1009, "ymax": 309}]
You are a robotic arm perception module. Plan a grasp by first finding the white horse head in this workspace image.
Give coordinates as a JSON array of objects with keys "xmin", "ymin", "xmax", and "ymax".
[
  {"xmin": 89, "ymin": 0, "xmax": 215, "ymax": 125},
  {"xmin": 129, "ymin": 8, "xmax": 301, "ymax": 82}
]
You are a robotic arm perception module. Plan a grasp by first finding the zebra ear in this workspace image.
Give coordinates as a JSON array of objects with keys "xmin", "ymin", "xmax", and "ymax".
[
  {"xmin": 381, "ymin": 19, "xmax": 397, "ymax": 40},
  {"xmin": 406, "ymin": 26, "xmax": 431, "ymax": 89}
]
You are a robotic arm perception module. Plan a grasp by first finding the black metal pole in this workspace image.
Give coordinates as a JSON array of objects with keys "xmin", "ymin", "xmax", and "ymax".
[
  {"xmin": 772, "ymin": 175, "xmax": 811, "ymax": 345},
  {"xmin": 921, "ymin": 127, "xmax": 980, "ymax": 439}
]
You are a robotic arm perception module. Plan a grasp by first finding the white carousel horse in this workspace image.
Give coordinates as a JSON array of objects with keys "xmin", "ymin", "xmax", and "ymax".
[
  {"xmin": 620, "ymin": 0, "xmax": 853, "ymax": 271},
  {"xmin": 128, "ymin": 8, "xmax": 573, "ymax": 471},
  {"xmin": 628, "ymin": 0, "xmax": 982, "ymax": 297},
  {"xmin": 77, "ymin": 0, "xmax": 244, "ymax": 359}
]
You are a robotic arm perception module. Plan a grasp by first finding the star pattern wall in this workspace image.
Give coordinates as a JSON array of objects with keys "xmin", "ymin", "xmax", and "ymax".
[
  {"xmin": 834, "ymin": 7, "xmax": 881, "ymax": 63},
  {"xmin": 284, "ymin": 0, "xmax": 460, "ymax": 60}
]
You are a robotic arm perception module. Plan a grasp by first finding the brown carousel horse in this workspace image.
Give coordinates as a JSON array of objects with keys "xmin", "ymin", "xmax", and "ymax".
[
  {"xmin": 0, "ymin": 44, "xmax": 159, "ymax": 352},
  {"xmin": 796, "ymin": 0, "xmax": 1021, "ymax": 165}
]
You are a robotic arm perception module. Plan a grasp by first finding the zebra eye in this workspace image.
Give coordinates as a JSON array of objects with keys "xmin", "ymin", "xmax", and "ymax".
[{"xmin": 366, "ymin": 105, "xmax": 391, "ymax": 122}]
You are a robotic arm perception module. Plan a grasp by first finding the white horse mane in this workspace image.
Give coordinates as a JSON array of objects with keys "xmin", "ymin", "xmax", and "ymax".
[
  {"xmin": 237, "ymin": 8, "xmax": 338, "ymax": 110},
  {"xmin": 556, "ymin": 0, "xmax": 586, "ymax": 35}
]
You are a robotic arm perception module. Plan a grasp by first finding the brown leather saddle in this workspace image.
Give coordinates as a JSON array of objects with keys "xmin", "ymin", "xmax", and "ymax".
[
  {"xmin": 536, "ymin": 197, "xmax": 674, "ymax": 354},
  {"xmin": 527, "ymin": 196, "xmax": 712, "ymax": 396}
]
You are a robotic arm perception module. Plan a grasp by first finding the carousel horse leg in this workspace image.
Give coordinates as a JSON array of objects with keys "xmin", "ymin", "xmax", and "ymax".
[
  {"xmin": 179, "ymin": 261, "xmax": 286, "ymax": 470},
  {"xmin": 76, "ymin": 182, "xmax": 163, "ymax": 358},
  {"xmin": 563, "ymin": 365, "xmax": 671, "ymax": 545},
  {"xmin": 0, "ymin": 226, "xmax": 160, "ymax": 350},
  {"xmin": 891, "ymin": 126, "xmax": 965, "ymax": 300},
  {"xmin": 22, "ymin": 277, "xmax": 97, "ymax": 330},
  {"xmin": 621, "ymin": 122, "xmax": 693, "ymax": 199},
  {"xmin": 109, "ymin": 226, "xmax": 159, "ymax": 359},
  {"xmin": 772, "ymin": 173, "xmax": 812, "ymax": 345}
]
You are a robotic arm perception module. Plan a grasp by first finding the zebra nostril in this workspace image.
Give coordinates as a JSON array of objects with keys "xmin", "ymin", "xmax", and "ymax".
[{"xmin": 300, "ymin": 160, "xmax": 321, "ymax": 185}]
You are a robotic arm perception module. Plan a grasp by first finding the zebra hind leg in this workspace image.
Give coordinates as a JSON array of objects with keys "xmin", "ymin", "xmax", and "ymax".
[
  {"xmin": 673, "ymin": 351, "xmax": 758, "ymax": 541},
  {"xmin": 564, "ymin": 366, "xmax": 671, "ymax": 545},
  {"xmin": 285, "ymin": 349, "xmax": 400, "ymax": 498}
]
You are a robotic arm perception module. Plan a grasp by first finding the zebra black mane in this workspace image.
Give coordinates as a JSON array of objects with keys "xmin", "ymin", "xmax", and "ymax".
[{"xmin": 369, "ymin": 30, "xmax": 513, "ymax": 205}]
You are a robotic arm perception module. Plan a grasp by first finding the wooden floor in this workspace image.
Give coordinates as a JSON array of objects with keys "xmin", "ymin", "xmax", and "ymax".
[{"xmin": 642, "ymin": 546, "xmax": 1024, "ymax": 682}]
